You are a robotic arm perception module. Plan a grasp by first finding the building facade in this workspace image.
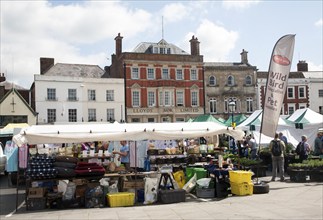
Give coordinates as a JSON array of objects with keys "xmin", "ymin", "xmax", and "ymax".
[
  {"xmin": 33, "ymin": 58, "xmax": 125, "ymax": 124},
  {"xmin": 106, "ymin": 34, "xmax": 204, "ymax": 123},
  {"xmin": 204, "ymin": 50, "xmax": 258, "ymax": 119}
]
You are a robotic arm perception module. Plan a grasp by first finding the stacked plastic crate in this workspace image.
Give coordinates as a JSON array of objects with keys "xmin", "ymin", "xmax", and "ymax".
[{"xmin": 229, "ymin": 170, "xmax": 253, "ymax": 196}]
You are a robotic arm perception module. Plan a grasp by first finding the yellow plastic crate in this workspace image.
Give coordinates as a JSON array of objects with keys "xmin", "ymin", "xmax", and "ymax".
[
  {"xmin": 229, "ymin": 170, "xmax": 253, "ymax": 184},
  {"xmin": 230, "ymin": 181, "xmax": 253, "ymax": 196},
  {"xmin": 107, "ymin": 192, "xmax": 135, "ymax": 207}
]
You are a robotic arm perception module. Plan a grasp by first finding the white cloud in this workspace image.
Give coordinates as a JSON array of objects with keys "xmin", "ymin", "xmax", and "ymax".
[
  {"xmin": 160, "ymin": 3, "xmax": 190, "ymax": 23},
  {"xmin": 315, "ymin": 18, "xmax": 323, "ymax": 27},
  {"xmin": 222, "ymin": 0, "xmax": 260, "ymax": 10},
  {"xmin": 0, "ymin": 1, "xmax": 154, "ymax": 88},
  {"xmin": 184, "ymin": 19, "xmax": 239, "ymax": 62}
]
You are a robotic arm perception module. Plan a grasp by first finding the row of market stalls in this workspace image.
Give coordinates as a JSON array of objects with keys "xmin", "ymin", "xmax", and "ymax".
[{"xmin": 189, "ymin": 108, "xmax": 323, "ymax": 147}]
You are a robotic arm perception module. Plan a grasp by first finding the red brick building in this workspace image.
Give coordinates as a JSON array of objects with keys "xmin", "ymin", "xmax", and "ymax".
[{"xmin": 105, "ymin": 33, "xmax": 204, "ymax": 123}]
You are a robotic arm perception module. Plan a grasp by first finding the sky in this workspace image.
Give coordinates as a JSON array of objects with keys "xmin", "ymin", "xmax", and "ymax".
[{"xmin": 1, "ymin": 0, "xmax": 322, "ymax": 89}]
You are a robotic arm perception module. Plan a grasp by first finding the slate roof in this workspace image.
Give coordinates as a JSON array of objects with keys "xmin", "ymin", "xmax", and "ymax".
[
  {"xmin": 132, "ymin": 39, "xmax": 189, "ymax": 55},
  {"xmin": 44, "ymin": 63, "xmax": 105, "ymax": 78},
  {"xmin": 0, "ymin": 81, "xmax": 27, "ymax": 90}
]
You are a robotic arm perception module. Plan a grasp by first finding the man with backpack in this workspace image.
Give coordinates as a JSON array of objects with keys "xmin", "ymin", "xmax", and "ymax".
[
  {"xmin": 269, "ymin": 133, "xmax": 286, "ymax": 182},
  {"xmin": 296, "ymin": 135, "xmax": 311, "ymax": 162}
]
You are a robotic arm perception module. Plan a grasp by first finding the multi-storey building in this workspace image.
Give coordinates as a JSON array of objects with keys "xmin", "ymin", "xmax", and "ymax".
[
  {"xmin": 257, "ymin": 61, "xmax": 311, "ymax": 115},
  {"xmin": 106, "ymin": 33, "xmax": 204, "ymax": 123},
  {"xmin": 32, "ymin": 58, "xmax": 125, "ymax": 124},
  {"xmin": 204, "ymin": 50, "xmax": 258, "ymax": 119}
]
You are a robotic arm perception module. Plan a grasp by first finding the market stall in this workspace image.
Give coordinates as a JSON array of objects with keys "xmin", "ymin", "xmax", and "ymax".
[{"xmin": 12, "ymin": 122, "xmax": 245, "ymax": 210}]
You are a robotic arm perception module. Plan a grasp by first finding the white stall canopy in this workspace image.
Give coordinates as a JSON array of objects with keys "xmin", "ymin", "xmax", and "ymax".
[{"xmin": 13, "ymin": 122, "xmax": 245, "ymax": 146}]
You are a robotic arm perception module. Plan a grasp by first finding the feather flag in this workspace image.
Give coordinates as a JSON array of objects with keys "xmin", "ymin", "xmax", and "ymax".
[{"xmin": 260, "ymin": 34, "xmax": 296, "ymax": 137}]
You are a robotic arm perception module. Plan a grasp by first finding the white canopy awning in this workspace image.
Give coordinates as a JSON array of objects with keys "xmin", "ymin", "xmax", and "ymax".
[{"xmin": 13, "ymin": 122, "xmax": 245, "ymax": 146}]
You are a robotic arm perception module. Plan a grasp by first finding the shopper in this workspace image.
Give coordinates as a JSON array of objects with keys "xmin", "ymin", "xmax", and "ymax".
[
  {"xmin": 113, "ymin": 140, "xmax": 130, "ymax": 170},
  {"xmin": 313, "ymin": 133, "xmax": 322, "ymax": 156},
  {"xmin": 279, "ymin": 132, "xmax": 288, "ymax": 146},
  {"xmin": 296, "ymin": 135, "xmax": 311, "ymax": 162},
  {"xmin": 269, "ymin": 133, "xmax": 285, "ymax": 182},
  {"xmin": 247, "ymin": 135, "xmax": 257, "ymax": 159}
]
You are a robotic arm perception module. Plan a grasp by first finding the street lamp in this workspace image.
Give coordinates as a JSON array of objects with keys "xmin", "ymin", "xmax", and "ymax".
[
  {"xmin": 228, "ymin": 100, "xmax": 236, "ymax": 129},
  {"xmin": 228, "ymin": 100, "xmax": 236, "ymax": 155}
]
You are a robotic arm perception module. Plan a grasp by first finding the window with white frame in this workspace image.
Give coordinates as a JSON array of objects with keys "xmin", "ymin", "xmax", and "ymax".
[
  {"xmin": 88, "ymin": 89, "xmax": 96, "ymax": 101},
  {"xmin": 106, "ymin": 90, "xmax": 114, "ymax": 101},
  {"xmin": 227, "ymin": 75, "xmax": 235, "ymax": 86},
  {"xmin": 107, "ymin": 109, "xmax": 115, "ymax": 121},
  {"xmin": 225, "ymin": 98, "xmax": 237, "ymax": 112},
  {"xmin": 209, "ymin": 76, "xmax": 216, "ymax": 86},
  {"xmin": 287, "ymin": 87, "xmax": 294, "ymax": 99},
  {"xmin": 209, "ymin": 98, "xmax": 217, "ymax": 113},
  {"xmin": 190, "ymin": 69, "xmax": 197, "ymax": 80},
  {"xmin": 147, "ymin": 68, "xmax": 155, "ymax": 80},
  {"xmin": 298, "ymin": 86, "xmax": 305, "ymax": 98},
  {"xmin": 165, "ymin": 91, "xmax": 171, "ymax": 106},
  {"xmin": 162, "ymin": 68, "xmax": 169, "ymax": 79},
  {"xmin": 319, "ymin": 89, "xmax": 323, "ymax": 97},
  {"xmin": 132, "ymin": 90, "xmax": 140, "ymax": 107},
  {"xmin": 191, "ymin": 91, "xmax": 198, "ymax": 107},
  {"xmin": 176, "ymin": 91, "xmax": 184, "ymax": 106},
  {"xmin": 245, "ymin": 75, "xmax": 252, "ymax": 85},
  {"xmin": 246, "ymin": 97, "xmax": 253, "ymax": 113},
  {"xmin": 288, "ymin": 105, "xmax": 295, "ymax": 115},
  {"xmin": 159, "ymin": 90, "xmax": 173, "ymax": 107},
  {"xmin": 88, "ymin": 109, "xmax": 96, "ymax": 122},
  {"xmin": 47, "ymin": 88, "xmax": 56, "ymax": 101},
  {"xmin": 176, "ymin": 69, "xmax": 183, "ymax": 80},
  {"xmin": 68, "ymin": 89, "xmax": 77, "ymax": 101},
  {"xmin": 148, "ymin": 91, "xmax": 155, "ymax": 107},
  {"xmin": 160, "ymin": 47, "xmax": 166, "ymax": 54},
  {"xmin": 47, "ymin": 109, "xmax": 56, "ymax": 123},
  {"xmin": 131, "ymin": 67, "xmax": 139, "ymax": 79},
  {"xmin": 68, "ymin": 109, "xmax": 77, "ymax": 122}
]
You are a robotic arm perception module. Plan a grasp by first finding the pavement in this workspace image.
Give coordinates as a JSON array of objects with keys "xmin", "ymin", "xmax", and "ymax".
[{"xmin": 0, "ymin": 172, "xmax": 322, "ymax": 220}]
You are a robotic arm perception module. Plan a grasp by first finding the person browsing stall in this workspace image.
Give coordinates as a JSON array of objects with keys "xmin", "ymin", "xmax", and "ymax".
[
  {"xmin": 269, "ymin": 133, "xmax": 286, "ymax": 182},
  {"xmin": 113, "ymin": 140, "xmax": 130, "ymax": 170}
]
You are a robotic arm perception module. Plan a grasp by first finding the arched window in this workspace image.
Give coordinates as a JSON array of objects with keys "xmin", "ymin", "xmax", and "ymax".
[
  {"xmin": 227, "ymin": 75, "xmax": 235, "ymax": 86},
  {"xmin": 245, "ymin": 75, "xmax": 252, "ymax": 85},
  {"xmin": 209, "ymin": 76, "xmax": 216, "ymax": 86}
]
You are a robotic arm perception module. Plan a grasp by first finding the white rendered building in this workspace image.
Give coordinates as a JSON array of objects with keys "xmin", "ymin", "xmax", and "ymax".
[{"xmin": 33, "ymin": 58, "xmax": 125, "ymax": 124}]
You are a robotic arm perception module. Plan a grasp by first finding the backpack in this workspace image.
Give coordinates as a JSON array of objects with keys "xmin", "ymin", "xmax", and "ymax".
[
  {"xmin": 296, "ymin": 142, "xmax": 305, "ymax": 156},
  {"xmin": 271, "ymin": 140, "xmax": 282, "ymax": 156}
]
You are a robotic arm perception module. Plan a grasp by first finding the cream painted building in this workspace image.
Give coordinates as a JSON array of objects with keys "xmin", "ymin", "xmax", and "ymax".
[
  {"xmin": 0, "ymin": 88, "xmax": 37, "ymax": 126},
  {"xmin": 33, "ymin": 58, "xmax": 125, "ymax": 124}
]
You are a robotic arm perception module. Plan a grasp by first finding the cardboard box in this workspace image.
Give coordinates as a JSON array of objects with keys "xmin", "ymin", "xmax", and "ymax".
[
  {"xmin": 28, "ymin": 187, "xmax": 46, "ymax": 198},
  {"xmin": 123, "ymin": 181, "xmax": 145, "ymax": 189}
]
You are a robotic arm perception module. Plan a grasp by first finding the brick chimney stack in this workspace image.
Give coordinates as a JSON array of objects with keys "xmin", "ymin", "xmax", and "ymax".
[
  {"xmin": 40, "ymin": 58, "xmax": 54, "ymax": 74},
  {"xmin": 240, "ymin": 49, "xmax": 248, "ymax": 64},
  {"xmin": 297, "ymin": 60, "xmax": 308, "ymax": 72},
  {"xmin": 115, "ymin": 33, "xmax": 123, "ymax": 57},
  {"xmin": 190, "ymin": 35, "xmax": 200, "ymax": 56}
]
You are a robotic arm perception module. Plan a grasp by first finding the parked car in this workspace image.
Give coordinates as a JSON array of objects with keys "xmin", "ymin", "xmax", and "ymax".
[{"xmin": 0, "ymin": 142, "xmax": 7, "ymax": 174}]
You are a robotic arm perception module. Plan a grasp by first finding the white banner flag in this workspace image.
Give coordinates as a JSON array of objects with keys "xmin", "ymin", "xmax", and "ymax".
[{"xmin": 261, "ymin": 34, "xmax": 295, "ymax": 137}]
